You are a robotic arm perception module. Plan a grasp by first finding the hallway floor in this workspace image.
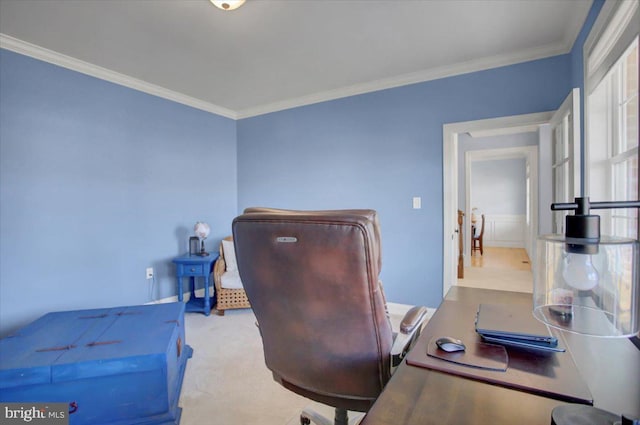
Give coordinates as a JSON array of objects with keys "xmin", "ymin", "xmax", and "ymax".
[{"xmin": 457, "ymin": 247, "xmax": 533, "ymax": 293}]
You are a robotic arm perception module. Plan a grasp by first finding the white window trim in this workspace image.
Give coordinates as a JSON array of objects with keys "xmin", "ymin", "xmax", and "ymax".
[
  {"xmin": 583, "ymin": 0, "xmax": 640, "ymax": 198},
  {"xmin": 588, "ymin": 0, "xmax": 639, "ymax": 77},
  {"xmin": 550, "ymin": 88, "xmax": 581, "ymax": 201},
  {"xmin": 584, "ymin": 0, "xmax": 640, "ymax": 93}
]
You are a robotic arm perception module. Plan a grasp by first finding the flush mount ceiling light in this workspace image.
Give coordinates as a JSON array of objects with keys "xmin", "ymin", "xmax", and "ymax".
[{"xmin": 210, "ymin": 0, "xmax": 245, "ymax": 11}]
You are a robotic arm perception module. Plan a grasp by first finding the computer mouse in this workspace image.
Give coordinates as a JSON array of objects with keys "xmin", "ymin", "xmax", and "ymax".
[{"xmin": 436, "ymin": 337, "xmax": 466, "ymax": 352}]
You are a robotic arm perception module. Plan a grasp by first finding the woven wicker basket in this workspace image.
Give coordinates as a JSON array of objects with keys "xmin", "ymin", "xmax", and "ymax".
[{"xmin": 213, "ymin": 236, "xmax": 251, "ymax": 315}]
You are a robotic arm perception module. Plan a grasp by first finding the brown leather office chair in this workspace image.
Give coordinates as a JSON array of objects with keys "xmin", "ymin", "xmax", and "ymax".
[
  {"xmin": 472, "ymin": 214, "xmax": 485, "ymax": 256},
  {"xmin": 232, "ymin": 208, "xmax": 427, "ymax": 425}
]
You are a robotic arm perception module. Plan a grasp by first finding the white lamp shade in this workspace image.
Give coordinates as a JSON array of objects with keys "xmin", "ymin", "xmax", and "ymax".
[
  {"xmin": 194, "ymin": 222, "xmax": 210, "ymax": 239},
  {"xmin": 533, "ymin": 235, "xmax": 639, "ymax": 337}
]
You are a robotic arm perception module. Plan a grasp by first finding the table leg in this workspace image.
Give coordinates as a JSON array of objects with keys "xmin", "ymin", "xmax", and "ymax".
[
  {"xmin": 177, "ymin": 276, "xmax": 184, "ymax": 302},
  {"xmin": 189, "ymin": 276, "xmax": 196, "ymax": 301},
  {"xmin": 203, "ymin": 275, "xmax": 211, "ymax": 316}
]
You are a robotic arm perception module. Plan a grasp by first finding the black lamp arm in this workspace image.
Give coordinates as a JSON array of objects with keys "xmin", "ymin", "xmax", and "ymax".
[
  {"xmin": 552, "ymin": 197, "xmax": 640, "ymax": 214},
  {"xmin": 550, "ymin": 197, "xmax": 640, "ymax": 243}
]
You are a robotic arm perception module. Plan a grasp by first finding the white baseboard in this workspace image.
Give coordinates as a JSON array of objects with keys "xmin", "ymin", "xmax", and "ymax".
[
  {"xmin": 146, "ymin": 288, "xmax": 209, "ymax": 305},
  {"xmin": 146, "ymin": 295, "xmax": 179, "ymax": 305}
]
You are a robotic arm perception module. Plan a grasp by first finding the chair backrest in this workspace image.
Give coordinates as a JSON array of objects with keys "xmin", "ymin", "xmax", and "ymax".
[
  {"xmin": 473, "ymin": 214, "xmax": 486, "ymax": 240},
  {"xmin": 232, "ymin": 208, "xmax": 393, "ymax": 411}
]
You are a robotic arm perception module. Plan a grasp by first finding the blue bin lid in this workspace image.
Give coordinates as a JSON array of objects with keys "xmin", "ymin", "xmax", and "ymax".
[{"xmin": 0, "ymin": 303, "xmax": 185, "ymax": 388}]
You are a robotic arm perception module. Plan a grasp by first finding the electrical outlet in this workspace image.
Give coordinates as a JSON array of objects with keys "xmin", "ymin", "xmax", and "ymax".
[{"xmin": 146, "ymin": 267, "xmax": 154, "ymax": 280}]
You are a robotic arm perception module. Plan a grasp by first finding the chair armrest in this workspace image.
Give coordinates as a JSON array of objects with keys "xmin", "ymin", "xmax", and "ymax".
[
  {"xmin": 390, "ymin": 306, "xmax": 428, "ymax": 370},
  {"xmin": 400, "ymin": 305, "xmax": 428, "ymax": 333}
]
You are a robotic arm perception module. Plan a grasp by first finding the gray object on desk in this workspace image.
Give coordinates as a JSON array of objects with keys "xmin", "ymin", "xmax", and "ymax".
[
  {"xmin": 428, "ymin": 336, "xmax": 508, "ymax": 371},
  {"xmin": 475, "ymin": 303, "xmax": 558, "ymax": 344}
]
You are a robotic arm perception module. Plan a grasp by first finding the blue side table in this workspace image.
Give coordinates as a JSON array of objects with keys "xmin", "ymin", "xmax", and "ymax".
[{"xmin": 173, "ymin": 253, "xmax": 219, "ymax": 316}]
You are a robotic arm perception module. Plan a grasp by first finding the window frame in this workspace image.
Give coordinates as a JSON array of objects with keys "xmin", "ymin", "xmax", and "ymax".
[{"xmin": 584, "ymin": 0, "xmax": 639, "ymax": 239}]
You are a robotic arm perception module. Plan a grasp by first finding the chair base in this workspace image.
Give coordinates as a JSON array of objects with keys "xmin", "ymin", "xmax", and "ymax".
[{"xmin": 299, "ymin": 407, "xmax": 364, "ymax": 425}]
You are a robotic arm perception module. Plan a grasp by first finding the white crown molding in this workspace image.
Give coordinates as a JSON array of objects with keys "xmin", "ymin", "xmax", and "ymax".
[
  {"xmin": 2, "ymin": 33, "xmax": 571, "ymax": 121},
  {"xmin": 0, "ymin": 34, "xmax": 237, "ymax": 120},
  {"xmin": 236, "ymin": 42, "xmax": 570, "ymax": 119}
]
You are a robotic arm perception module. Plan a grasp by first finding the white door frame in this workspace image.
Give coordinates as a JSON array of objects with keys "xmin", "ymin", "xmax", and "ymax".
[{"xmin": 442, "ymin": 112, "xmax": 553, "ymax": 299}]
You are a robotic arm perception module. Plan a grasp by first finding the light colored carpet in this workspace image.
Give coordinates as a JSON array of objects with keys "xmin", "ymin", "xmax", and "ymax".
[
  {"xmin": 179, "ymin": 308, "xmax": 307, "ymax": 425},
  {"xmin": 178, "ymin": 304, "xmax": 428, "ymax": 425}
]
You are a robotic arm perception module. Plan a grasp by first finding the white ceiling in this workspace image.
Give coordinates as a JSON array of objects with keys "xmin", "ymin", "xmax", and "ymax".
[{"xmin": 0, "ymin": 0, "xmax": 592, "ymax": 119}]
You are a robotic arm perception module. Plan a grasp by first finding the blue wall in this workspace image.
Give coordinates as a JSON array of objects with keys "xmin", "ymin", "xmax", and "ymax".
[
  {"xmin": 0, "ymin": 1, "xmax": 605, "ymax": 334},
  {"xmin": 236, "ymin": 0, "xmax": 606, "ymax": 309},
  {"xmin": 0, "ymin": 50, "xmax": 237, "ymax": 336},
  {"xmin": 471, "ymin": 158, "xmax": 526, "ymax": 215},
  {"xmin": 237, "ymin": 55, "xmax": 572, "ymax": 308},
  {"xmin": 457, "ymin": 131, "xmax": 539, "ymax": 211}
]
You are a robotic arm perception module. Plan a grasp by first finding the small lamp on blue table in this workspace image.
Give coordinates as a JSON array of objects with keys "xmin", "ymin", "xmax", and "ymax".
[{"xmin": 194, "ymin": 221, "xmax": 210, "ymax": 257}]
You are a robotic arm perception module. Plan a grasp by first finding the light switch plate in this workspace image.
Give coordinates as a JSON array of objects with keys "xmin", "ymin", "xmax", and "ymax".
[{"xmin": 413, "ymin": 197, "xmax": 421, "ymax": 209}]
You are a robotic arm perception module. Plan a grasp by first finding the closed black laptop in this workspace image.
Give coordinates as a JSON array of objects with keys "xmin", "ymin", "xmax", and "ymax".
[{"xmin": 475, "ymin": 303, "xmax": 559, "ymax": 346}]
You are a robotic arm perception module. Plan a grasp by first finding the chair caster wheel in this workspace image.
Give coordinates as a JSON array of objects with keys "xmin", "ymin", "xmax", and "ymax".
[{"xmin": 300, "ymin": 415, "xmax": 311, "ymax": 425}]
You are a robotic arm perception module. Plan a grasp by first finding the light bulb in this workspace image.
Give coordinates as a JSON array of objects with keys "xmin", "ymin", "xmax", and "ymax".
[{"xmin": 562, "ymin": 253, "xmax": 599, "ymax": 290}]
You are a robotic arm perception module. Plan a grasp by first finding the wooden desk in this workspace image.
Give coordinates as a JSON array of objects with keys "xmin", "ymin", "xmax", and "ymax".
[{"xmin": 361, "ymin": 287, "xmax": 640, "ymax": 425}]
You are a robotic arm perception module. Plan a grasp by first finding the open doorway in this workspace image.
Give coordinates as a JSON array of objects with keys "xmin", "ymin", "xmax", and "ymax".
[
  {"xmin": 458, "ymin": 137, "xmax": 538, "ymax": 293},
  {"xmin": 461, "ymin": 140, "xmax": 539, "ymax": 264},
  {"xmin": 442, "ymin": 111, "xmax": 554, "ymax": 298},
  {"xmin": 443, "ymin": 92, "xmax": 580, "ymax": 298}
]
